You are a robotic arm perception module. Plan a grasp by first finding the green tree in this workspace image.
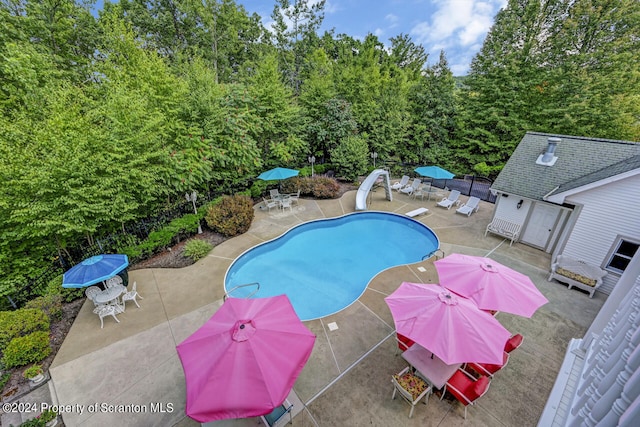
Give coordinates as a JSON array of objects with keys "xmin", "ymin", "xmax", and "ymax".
[
  {"xmin": 330, "ymin": 135, "xmax": 369, "ymax": 182},
  {"xmin": 244, "ymin": 54, "xmax": 305, "ymax": 167},
  {"xmin": 407, "ymin": 51, "xmax": 457, "ymax": 167},
  {"xmin": 271, "ymin": 0, "xmax": 325, "ymax": 92},
  {"xmin": 308, "ymin": 98, "xmax": 358, "ymax": 161}
]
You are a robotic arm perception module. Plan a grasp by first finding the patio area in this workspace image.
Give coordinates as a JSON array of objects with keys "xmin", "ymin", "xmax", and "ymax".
[{"xmin": 47, "ymin": 187, "xmax": 605, "ymax": 426}]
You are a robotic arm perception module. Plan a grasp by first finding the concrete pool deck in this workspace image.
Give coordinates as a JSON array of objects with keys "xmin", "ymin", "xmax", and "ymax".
[{"xmin": 44, "ymin": 188, "xmax": 606, "ymax": 426}]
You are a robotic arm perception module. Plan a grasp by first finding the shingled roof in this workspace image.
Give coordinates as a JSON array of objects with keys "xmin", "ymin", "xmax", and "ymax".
[{"xmin": 491, "ymin": 132, "xmax": 640, "ymax": 201}]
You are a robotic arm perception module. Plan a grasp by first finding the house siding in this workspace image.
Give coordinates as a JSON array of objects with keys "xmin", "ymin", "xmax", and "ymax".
[
  {"xmin": 561, "ymin": 174, "xmax": 640, "ymax": 294},
  {"xmin": 493, "ymin": 193, "xmax": 531, "ymax": 224}
]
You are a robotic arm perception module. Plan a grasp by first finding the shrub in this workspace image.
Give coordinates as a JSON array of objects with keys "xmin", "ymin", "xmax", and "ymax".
[
  {"xmin": 120, "ymin": 212, "xmax": 204, "ymax": 262},
  {"xmin": 249, "ymin": 180, "xmax": 268, "ymax": 198},
  {"xmin": 2, "ymin": 331, "xmax": 51, "ymax": 368},
  {"xmin": 0, "ymin": 308, "xmax": 50, "ymax": 349},
  {"xmin": 310, "ymin": 176, "xmax": 341, "ymax": 198},
  {"xmin": 44, "ymin": 274, "xmax": 84, "ymax": 303},
  {"xmin": 183, "ymin": 239, "xmax": 213, "ymax": 262},
  {"xmin": 205, "ymin": 195, "xmax": 254, "ymax": 237},
  {"xmin": 24, "ymin": 294, "xmax": 63, "ymax": 322},
  {"xmin": 280, "ymin": 176, "xmax": 340, "ymax": 198}
]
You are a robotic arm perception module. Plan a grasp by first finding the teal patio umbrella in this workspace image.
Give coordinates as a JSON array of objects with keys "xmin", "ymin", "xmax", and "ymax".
[
  {"xmin": 414, "ymin": 166, "xmax": 455, "ymax": 180},
  {"xmin": 257, "ymin": 167, "xmax": 299, "ymax": 181}
]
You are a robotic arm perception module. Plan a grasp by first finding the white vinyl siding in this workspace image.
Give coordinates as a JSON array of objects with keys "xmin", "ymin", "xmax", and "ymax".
[{"xmin": 561, "ymin": 174, "xmax": 640, "ymax": 294}]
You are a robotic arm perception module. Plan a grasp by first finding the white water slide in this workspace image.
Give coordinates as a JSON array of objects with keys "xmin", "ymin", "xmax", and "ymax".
[{"xmin": 355, "ymin": 169, "xmax": 393, "ymax": 211}]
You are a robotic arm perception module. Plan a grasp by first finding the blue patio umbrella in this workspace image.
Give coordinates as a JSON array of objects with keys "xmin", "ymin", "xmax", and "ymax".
[
  {"xmin": 62, "ymin": 254, "xmax": 129, "ymax": 288},
  {"xmin": 414, "ymin": 166, "xmax": 455, "ymax": 180},
  {"xmin": 257, "ymin": 167, "xmax": 299, "ymax": 181}
]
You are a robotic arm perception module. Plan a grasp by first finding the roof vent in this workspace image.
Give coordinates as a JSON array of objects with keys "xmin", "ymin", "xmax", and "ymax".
[{"xmin": 536, "ymin": 137, "xmax": 561, "ymax": 166}]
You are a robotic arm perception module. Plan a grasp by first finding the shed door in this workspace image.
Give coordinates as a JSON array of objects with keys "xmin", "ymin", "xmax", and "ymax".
[{"xmin": 521, "ymin": 203, "xmax": 561, "ymax": 249}]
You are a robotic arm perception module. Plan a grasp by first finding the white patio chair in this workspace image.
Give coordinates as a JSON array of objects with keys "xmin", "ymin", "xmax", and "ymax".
[
  {"xmin": 260, "ymin": 399, "xmax": 293, "ymax": 426},
  {"xmin": 280, "ymin": 197, "xmax": 293, "ymax": 212},
  {"xmin": 391, "ymin": 175, "xmax": 410, "ymax": 192},
  {"xmin": 437, "ymin": 190, "xmax": 461, "ymax": 209},
  {"xmin": 85, "ymin": 286, "xmax": 101, "ymax": 306},
  {"xmin": 262, "ymin": 197, "xmax": 278, "ymax": 212},
  {"xmin": 286, "ymin": 189, "xmax": 300, "ymax": 206},
  {"xmin": 121, "ymin": 281, "xmax": 143, "ymax": 310},
  {"xmin": 105, "ymin": 275, "xmax": 123, "ymax": 288},
  {"xmin": 93, "ymin": 304, "xmax": 120, "ymax": 328},
  {"xmin": 391, "ymin": 366, "xmax": 432, "ymax": 418},
  {"xmin": 270, "ymin": 189, "xmax": 281, "ymax": 200},
  {"xmin": 456, "ymin": 196, "xmax": 480, "ymax": 216}
]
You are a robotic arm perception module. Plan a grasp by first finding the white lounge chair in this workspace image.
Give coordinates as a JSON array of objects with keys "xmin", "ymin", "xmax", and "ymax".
[
  {"xmin": 400, "ymin": 178, "xmax": 421, "ymax": 196},
  {"xmin": 391, "ymin": 175, "xmax": 410, "ymax": 192},
  {"xmin": 456, "ymin": 196, "xmax": 480, "ymax": 216},
  {"xmin": 437, "ymin": 190, "xmax": 461, "ymax": 209}
]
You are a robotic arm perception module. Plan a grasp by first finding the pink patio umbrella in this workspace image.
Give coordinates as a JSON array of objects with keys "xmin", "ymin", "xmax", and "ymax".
[
  {"xmin": 176, "ymin": 295, "xmax": 316, "ymax": 423},
  {"xmin": 434, "ymin": 253, "xmax": 549, "ymax": 318},
  {"xmin": 385, "ymin": 282, "xmax": 510, "ymax": 365}
]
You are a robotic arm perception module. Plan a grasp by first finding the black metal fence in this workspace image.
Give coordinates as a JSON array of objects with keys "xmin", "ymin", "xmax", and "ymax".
[{"xmin": 428, "ymin": 175, "xmax": 496, "ymax": 203}]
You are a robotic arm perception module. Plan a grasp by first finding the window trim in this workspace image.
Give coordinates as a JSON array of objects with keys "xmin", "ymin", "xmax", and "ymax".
[{"xmin": 605, "ymin": 236, "xmax": 640, "ymax": 275}]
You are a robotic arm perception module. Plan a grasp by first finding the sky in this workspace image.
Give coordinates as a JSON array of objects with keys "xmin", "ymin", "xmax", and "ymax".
[{"xmin": 236, "ymin": 0, "xmax": 508, "ymax": 76}]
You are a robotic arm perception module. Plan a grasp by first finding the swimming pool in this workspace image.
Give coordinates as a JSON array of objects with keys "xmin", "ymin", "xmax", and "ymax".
[{"xmin": 224, "ymin": 211, "xmax": 439, "ymax": 321}]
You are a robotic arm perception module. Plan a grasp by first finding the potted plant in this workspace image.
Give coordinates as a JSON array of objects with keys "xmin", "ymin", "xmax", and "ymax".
[{"xmin": 22, "ymin": 364, "xmax": 45, "ymax": 385}]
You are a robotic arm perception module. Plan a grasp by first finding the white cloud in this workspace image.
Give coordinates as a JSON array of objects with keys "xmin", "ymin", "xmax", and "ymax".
[
  {"xmin": 374, "ymin": 28, "xmax": 385, "ymax": 37},
  {"xmin": 385, "ymin": 13, "xmax": 399, "ymax": 28},
  {"xmin": 409, "ymin": 0, "xmax": 506, "ymax": 74}
]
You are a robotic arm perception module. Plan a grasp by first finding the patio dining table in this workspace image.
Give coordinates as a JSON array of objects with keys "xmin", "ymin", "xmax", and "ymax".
[
  {"xmin": 94, "ymin": 284, "xmax": 126, "ymax": 313},
  {"xmin": 402, "ymin": 343, "xmax": 461, "ymax": 389}
]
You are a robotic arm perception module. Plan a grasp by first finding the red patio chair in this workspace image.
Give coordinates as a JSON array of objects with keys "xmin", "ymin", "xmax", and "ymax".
[
  {"xmin": 441, "ymin": 369, "xmax": 491, "ymax": 419},
  {"xmin": 395, "ymin": 333, "xmax": 415, "ymax": 355},
  {"xmin": 466, "ymin": 351, "xmax": 510, "ymax": 378},
  {"xmin": 505, "ymin": 333, "xmax": 524, "ymax": 353}
]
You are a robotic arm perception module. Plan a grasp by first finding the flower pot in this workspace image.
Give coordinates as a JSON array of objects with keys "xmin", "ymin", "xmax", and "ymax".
[
  {"xmin": 45, "ymin": 417, "xmax": 58, "ymax": 427},
  {"xmin": 28, "ymin": 373, "xmax": 45, "ymax": 385}
]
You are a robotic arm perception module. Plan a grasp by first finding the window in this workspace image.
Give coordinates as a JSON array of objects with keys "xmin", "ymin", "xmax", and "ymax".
[{"xmin": 606, "ymin": 238, "xmax": 640, "ymax": 274}]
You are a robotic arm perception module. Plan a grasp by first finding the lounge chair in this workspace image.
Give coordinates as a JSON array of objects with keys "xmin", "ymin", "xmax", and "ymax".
[
  {"xmin": 391, "ymin": 175, "xmax": 410, "ymax": 192},
  {"xmin": 437, "ymin": 190, "xmax": 461, "ymax": 209},
  {"xmin": 456, "ymin": 196, "xmax": 480, "ymax": 216},
  {"xmin": 400, "ymin": 178, "xmax": 421, "ymax": 196}
]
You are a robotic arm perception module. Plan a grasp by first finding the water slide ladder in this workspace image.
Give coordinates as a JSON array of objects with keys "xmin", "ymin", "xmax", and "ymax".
[{"xmin": 355, "ymin": 169, "xmax": 393, "ymax": 211}]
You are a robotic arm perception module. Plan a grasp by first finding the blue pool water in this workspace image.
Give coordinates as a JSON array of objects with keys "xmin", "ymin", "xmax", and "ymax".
[{"xmin": 224, "ymin": 211, "xmax": 439, "ymax": 321}]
